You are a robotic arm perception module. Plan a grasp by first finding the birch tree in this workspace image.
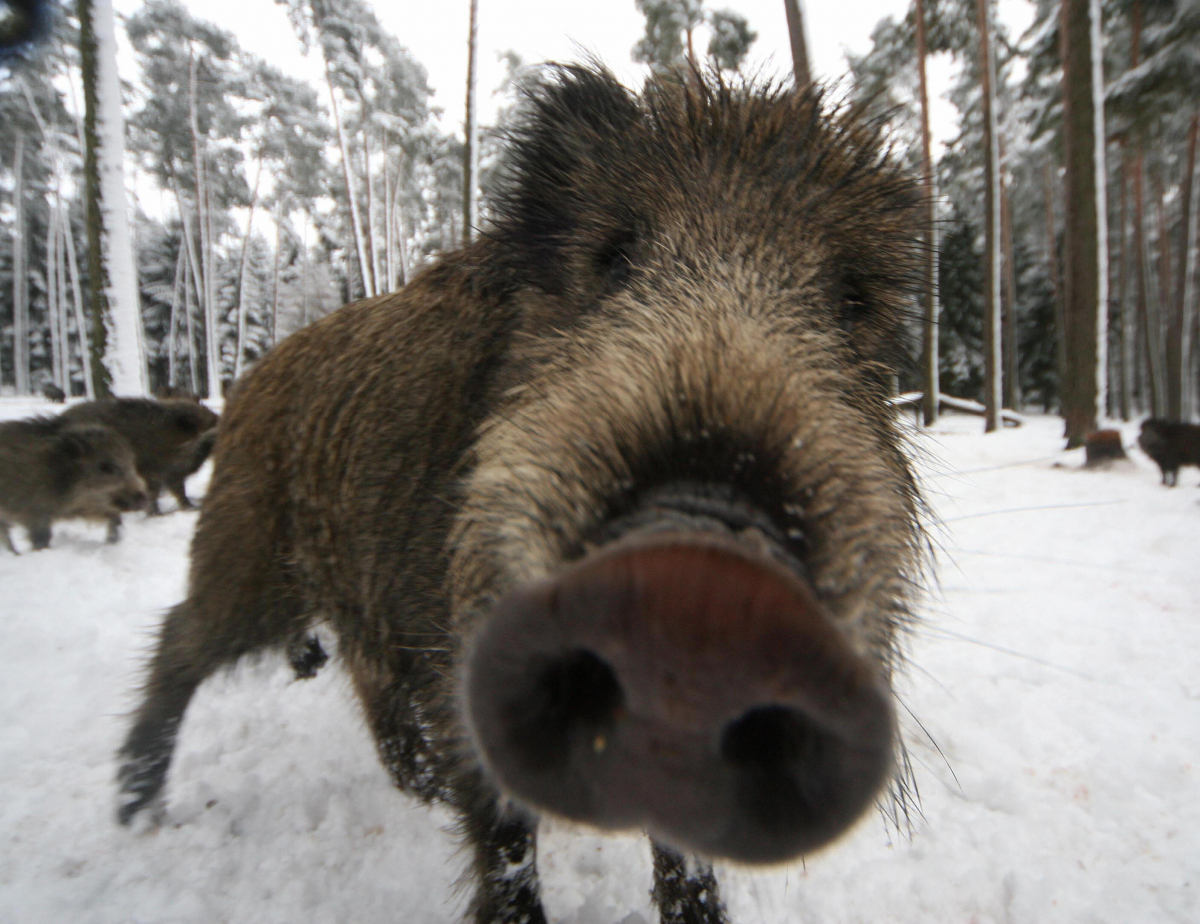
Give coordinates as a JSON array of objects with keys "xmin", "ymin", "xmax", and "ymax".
[{"xmin": 78, "ymin": 0, "xmax": 146, "ymax": 396}]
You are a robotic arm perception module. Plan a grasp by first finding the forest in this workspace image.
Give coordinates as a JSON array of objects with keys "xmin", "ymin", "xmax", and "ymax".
[{"xmin": 1, "ymin": 0, "xmax": 1198, "ymax": 437}]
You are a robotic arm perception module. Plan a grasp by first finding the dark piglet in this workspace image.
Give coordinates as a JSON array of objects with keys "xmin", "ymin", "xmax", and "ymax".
[
  {"xmin": 0, "ymin": 418, "xmax": 148, "ymax": 552},
  {"xmin": 118, "ymin": 67, "xmax": 927, "ymax": 924},
  {"xmin": 61, "ymin": 398, "xmax": 218, "ymax": 514},
  {"xmin": 1138, "ymin": 419, "xmax": 1200, "ymax": 486},
  {"xmin": 154, "ymin": 384, "xmax": 202, "ymax": 402},
  {"xmin": 41, "ymin": 382, "xmax": 66, "ymax": 403}
]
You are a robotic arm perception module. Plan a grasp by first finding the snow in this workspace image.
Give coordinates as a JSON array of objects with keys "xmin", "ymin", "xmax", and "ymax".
[{"xmin": 0, "ymin": 399, "xmax": 1197, "ymax": 923}]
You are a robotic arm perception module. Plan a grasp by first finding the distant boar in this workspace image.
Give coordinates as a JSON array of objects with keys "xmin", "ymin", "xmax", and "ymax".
[
  {"xmin": 1138, "ymin": 419, "xmax": 1200, "ymax": 486},
  {"xmin": 118, "ymin": 67, "xmax": 926, "ymax": 924},
  {"xmin": 0, "ymin": 418, "xmax": 147, "ymax": 552},
  {"xmin": 61, "ymin": 398, "xmax": 218, "ymax": 514},
  {"xmin": 154, "ymin": 384, "xmax": 201, "ymax": 402},
  {"xmin": 41, "ymin": 382, "xmax": 66, "ymax": 403}
]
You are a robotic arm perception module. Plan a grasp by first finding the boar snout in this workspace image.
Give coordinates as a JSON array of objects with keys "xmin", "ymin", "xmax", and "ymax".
[
  {"xmin": 113, "ymin": 486, "xmax": 150, "ymax": 512},
  {"xmin": 465, "ymin": 513, "xmax": 896, "ymax": 865}
]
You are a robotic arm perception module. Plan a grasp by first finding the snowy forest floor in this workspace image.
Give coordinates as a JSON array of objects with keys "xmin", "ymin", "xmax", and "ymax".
[{"xmin": 0, "ymin": 399, "xmax": 1196, "ymax": 923}]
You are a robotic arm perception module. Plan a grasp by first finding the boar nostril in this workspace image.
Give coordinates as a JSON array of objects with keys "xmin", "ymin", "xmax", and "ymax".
[
  {"xmin": 720, "ymin": 704, "xmax": 819, "ymax": 771},
  {"xmin": 506, "ymin": 649, "xmax": 623, "ymax": 770},
  {"xmin": 720, "ymin": 704, "xmax": 833, "ymax": 836}
]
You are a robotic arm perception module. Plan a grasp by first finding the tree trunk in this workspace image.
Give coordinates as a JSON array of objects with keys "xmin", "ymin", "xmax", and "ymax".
[
  {"xmin": 1125, "ymin": 0, "xmax": 1160, "ymax": 416},
  {"xmin": 10, "ymin": 131, "xmax": 28, "ymax": 391},
  {"xmin": 977, "ymin": 0, "xmax": 1003, "ymax": 432},
  {"xmin": 63, "ymin": 203, "xmax": 94, "ymax": 398},
  {"xmin": 47, "ymin": 204, "xmax": 64, "ymax": 390},
  {"xmin": 463, "ymin": 0, "xmax": 480, "ymax": 245},
  {"xmin": 1060, "ymin": 0, "xmax": 1109, "ymax": 447},
  {"xmin": 1043, "ymin": 160, "xmax": 1067, "ymax": 410},
  {"xmin": 1116, "ymin": 151, "xmax": 1133, "ymax": 420},
  {"xmin": 782, "ymin": 0, "xmax": 813, "ymax": 88},
  {"xmin": 183, "ymin": 233, "xmax": 199, "ymax": 392},
  {"xmin": 383, "ymin": 138, "xmax": 394, "ymax": 291},
  {"xmin": 167, "ymin": 243, "xmax": 184, "ymax": 387},
  {"xmin": 1166, "ymin": 113, "xmax": 1198, "ymax": 421},
  {"xmin": 79, "ymin": 0, "xmax": 147, "ymax": 397},
  {"xmin": 187, "ymin": 48, "xmax": 221, "ymax": 398},
  {"xmin": 1000, "ymin": 136, "xmax": 1021, "ymax": 411},
  {"xmin": 396, "ymin": 189, "xmax": 409, "ymax": 288},
  {"xmin": 393, "ymin": 147, "xmax": 409, "ymax": 287},
  {"xmin": 1171, "ymin": 109, "xmax": 1200, "ymax": 420},
  {"xmin": 57, "ymin": 202, "xmax": 72, "ymax": 391},
  {"xmin": 301, "ymin": 214, "xmax": 310, "ymax": 327},
  {"xmin": 271, "ymin": 198, "xmax": 284, "ymax": 345},
  {"xmin": 233, "ymin": 158, "xmax": 263, "ymax": 380},
  {"xmin": 12, "ymin": 132, "xmax": 29, "ymax": 394},
  {"xmin": 364, "ymin": 131, "xmax": 381, "ymax": 292},
  {"xmin": 915, "ymin": 0, "xmax": 939, "ymax": 426},
  {"xmin": 325, "ymin": 59, "xmax": 374, "ymax": 299}
]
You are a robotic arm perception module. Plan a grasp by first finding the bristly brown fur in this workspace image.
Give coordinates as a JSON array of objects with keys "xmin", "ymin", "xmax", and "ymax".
[{"xmin": 117, "ymin": 64, "xmax": 929, "ymax": 924}]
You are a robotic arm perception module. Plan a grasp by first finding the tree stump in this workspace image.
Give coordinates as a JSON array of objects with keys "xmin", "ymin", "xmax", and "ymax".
[{"xmin": 1084, "ymin": 429, "xmax": 1128, "ymax": 467}]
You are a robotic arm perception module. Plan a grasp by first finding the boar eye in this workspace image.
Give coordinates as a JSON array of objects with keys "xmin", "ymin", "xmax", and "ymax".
[
  {"xmin": 595, "ymin": 229, "xmax": 636, "ymax": 289},
  {"xmin": 836, "ymin": 273, "xmax": 871, "ymax": 335},
  {"xmin": 98, "ymin": 461, "xmax": 117, "ymax": 475}
]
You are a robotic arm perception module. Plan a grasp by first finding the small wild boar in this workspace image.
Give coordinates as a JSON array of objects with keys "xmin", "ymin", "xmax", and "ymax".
[
  {"xmin": 61, "ymin": 398, "xmax": 219, "ymax": 514},
  {"xmin": 154, "ymin": 384, "xmax": 202, "ymax": 402},
  {"xmin": 1138, "ymin": 418, "xmax": 1200, "ymax": 486},
  {"xmin": 41, "ymin": 382, "xmax": 66, "ymax": 403},
  {"xmin": 118, "ymin": 67, "xmax": 926, "ymax": 924},
  {"xmin": 0, "ymin": 418, "xmax": 147, "ymax": 552}
]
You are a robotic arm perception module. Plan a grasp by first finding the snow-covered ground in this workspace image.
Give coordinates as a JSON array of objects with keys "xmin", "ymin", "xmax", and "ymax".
[{"xmin": 1, "ymin": 398, "xmax": 1196, "ymax": 923}]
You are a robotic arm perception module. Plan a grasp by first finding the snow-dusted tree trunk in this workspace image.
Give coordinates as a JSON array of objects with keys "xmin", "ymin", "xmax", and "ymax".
[
  {"xmin": 167, "ymin": 244, "xmax": 185, "ymax": 386},
  {"xmin": 915, "ymin": 0, "xmax": 938, "ymax": 425},
  {"xmin": 383, "ymin": 141, "xmax": 393, "ymax": 290},
  {"xmin": 782, "ymin": 0, "xmax": 812, "ymax": 88},
  {"xmin": 56, "ymin": 205, "xmax": 71, "ymax": 391},
  {"xmin": 270, "ymin": 198, "xmax": 284, "ymax": 345},
  {"xmin": 1000, "ymin": 136, "xmax": 1020, "ymax": 411},
  {"xmin": 1115, "ymin": 156, "xmax": 1134, "ymax": 420},
  {"xmin": 11, "ymin": 131, "xmax": 30, "ymax": 394},
  {"xmin": 183, "ymin": 235, "xmax": 199, "ymax": 392},
  {"xmin": 1060, "ymin": 0, "xmax": 1109, "ymax": 446},
  {"xmin": 463, "ymin": 0, "xmax": 480, "ymax": 244},
  {"xmin": 325, "ymin": 58, "xmax": 374, "ymax": 299},
  {"xmin": 1043, "ymin": 160, "xmax": 1068, "ymax": 410},
  {"xmin": 47, "ymin": 205, "xmax": 64, "ymax": 389},
  {"xmin": 234, "ymin": 158, "xmax": 263, "ymax": 379},
  {"xmin": 977, "ymin": 0, "xmax": 1003, "ymax": 433},
  {"xmin": 364, "ymin": 133, "xmax": 382, "ymax": 292},
  {"xmin": 187, "ymin": 50, "xmax": 221, "ymax": 398},
  {"xmin": 79, "ymin": 0, "xmax": 147, "ymax": 397},
  {"xmin": 63, "ymin": 203, "xmax": 94, "ymax": 398},
  {"xmin": 1166, "ymin": 111, "xmax": 1198, "ymax": 422}
]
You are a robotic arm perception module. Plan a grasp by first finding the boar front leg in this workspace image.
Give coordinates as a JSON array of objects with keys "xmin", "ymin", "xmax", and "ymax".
[
  {"xmin": 651, "ymin": 842, "xmax": 728, "ymax": 924},
  {"xmin": 459, "ymin": 797, "xmax": 547, "ymax": 924}
]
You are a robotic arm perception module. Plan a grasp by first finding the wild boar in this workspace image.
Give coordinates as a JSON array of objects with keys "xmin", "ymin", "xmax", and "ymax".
[
  {"xmin": 1138, "ymin": 419, "xmax": 1200, "ymax": 486},
  {"xmin": 0, "ymin": 418, "xmax": 147, "ymax": 551},
  {"xmin": 61, "ymin": 398, "xmax": 219, "ymax": 513},
  {"xmin": 118, "ymin": 66, "xmax": 926, "ymax": 924}
]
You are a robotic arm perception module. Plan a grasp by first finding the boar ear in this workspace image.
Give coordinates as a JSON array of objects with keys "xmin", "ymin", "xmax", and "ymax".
[
  {"xmin": 172, "ymin": 409, "xmax": 202, "ymax": 434},
  {"xmin": 54, "ymin": 428, "xmax": 92, "ymax": 461},
  {"xmin": 492, "ymin": 65, "xmax": 641, "ymax": 294}
]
